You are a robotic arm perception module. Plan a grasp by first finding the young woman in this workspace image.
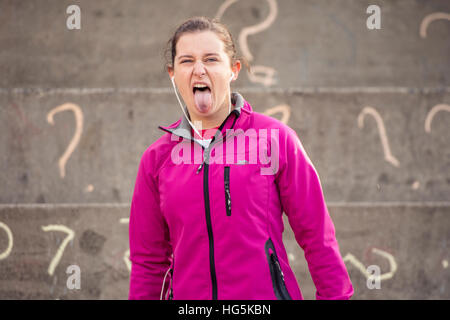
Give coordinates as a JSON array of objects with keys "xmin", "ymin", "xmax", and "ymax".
[{"xmin": 128, "ymin": 16, "xmax": 353, "ymax": 300}]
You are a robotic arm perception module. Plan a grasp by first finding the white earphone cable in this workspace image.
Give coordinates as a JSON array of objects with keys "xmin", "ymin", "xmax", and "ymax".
[
  {"xmin": 170, "ymin": 76, "xmax": 203, "ymax": 139},
  {"xmin": 160, "ymin": 266, "xmax": 172, "ymax": 300}
]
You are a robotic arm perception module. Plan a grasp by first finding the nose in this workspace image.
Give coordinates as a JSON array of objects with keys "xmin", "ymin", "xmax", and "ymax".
[{"xmin": 192, "ymin": 61, "xmax": 206, "ymax": 77}]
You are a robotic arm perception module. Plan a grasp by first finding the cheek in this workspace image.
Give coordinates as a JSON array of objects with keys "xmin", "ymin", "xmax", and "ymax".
[
  {"xmin": 213, "ymin": 75, "xmax": 227, "ymax": 91},
  {"xmin": 177, "ymin": 76, "xmax": 191, "ymax": 95},
  {"xmin": 214, "ymin": 78, "xmax": 229, "ymax": 100}
]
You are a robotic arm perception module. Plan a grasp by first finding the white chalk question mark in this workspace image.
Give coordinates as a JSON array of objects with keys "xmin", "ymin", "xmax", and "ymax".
[
  {"xmin": 215, "ymin": 0, "xmax": 279, "ymax": 87},
  {"xmin": 41, "ymin": 224, "xmax": 75, "ymax": 276},
  {"xmin": 0, "ymin": 221, "xmax": 13, "ymax": 260},
  {"xmin": 119, "ymin": 218, "xmax": 131, "ymax": 272},
  {"xmin": 343, "ymin": 247, "xmax": 398, "ymax": 282}
]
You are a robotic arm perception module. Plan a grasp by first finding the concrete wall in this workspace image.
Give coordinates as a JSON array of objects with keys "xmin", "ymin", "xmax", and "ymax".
[{"xmin": 0, "ymin": 0, "xmax": 449, "ymax": 299}]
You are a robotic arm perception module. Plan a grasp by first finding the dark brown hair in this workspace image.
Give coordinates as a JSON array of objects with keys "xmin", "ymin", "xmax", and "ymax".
[{"xmin": 164, "ymin": 16, "xmax": 249, "ymax": 72}]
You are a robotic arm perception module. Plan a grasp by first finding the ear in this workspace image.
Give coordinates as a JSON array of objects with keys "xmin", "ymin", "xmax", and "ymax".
[
  {"xmin": 167, "ymin": 66, "xmax": 174, "ymax": 79},
  {"xmin": 231, "ymin": 60, "xmax": 242, "ymax": 81}
]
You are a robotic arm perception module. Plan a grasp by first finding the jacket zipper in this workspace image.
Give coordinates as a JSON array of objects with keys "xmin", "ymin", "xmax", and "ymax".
[
  {"xmin": 195, "ymin": 111, "xmax": 239, "ymax": 175},
  {"xmin": 202, "ymin": 111, "xmax": 239, "ymax": 300},
  {"xmin": 196, "ymin": 162, "xmax": 204, "ymax": 174},
  {"xmin": 224, "ymin": 166, "xmax": 231, "ymax": 216},
  {"xmin": 162, "ymin": 110, "xmax": 240, "ymax": 300},
  {"xmin": 203, "ymin": 162, "xmax": 218, "ymax": 299}
]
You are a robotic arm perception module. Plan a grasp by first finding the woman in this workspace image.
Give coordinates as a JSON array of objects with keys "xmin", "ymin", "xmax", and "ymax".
[{"xmin": 128, "ymin": 16, "xmax": 353, "ymax": 300}]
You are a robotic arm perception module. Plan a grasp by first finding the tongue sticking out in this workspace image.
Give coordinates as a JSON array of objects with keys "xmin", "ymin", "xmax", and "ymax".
[{"xmin": 194, "ymin": 89, "xmax": 212, "ymax": 113}]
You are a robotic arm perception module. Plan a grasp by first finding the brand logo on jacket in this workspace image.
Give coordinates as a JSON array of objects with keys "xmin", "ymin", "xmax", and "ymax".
[{"xmin": 170, "ymin": 128, "xmax": 280, "ymax": 175}]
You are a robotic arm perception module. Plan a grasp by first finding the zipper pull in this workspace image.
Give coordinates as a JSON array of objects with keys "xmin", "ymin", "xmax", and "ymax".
[
  {"xmin": 275, "ymin": 259, "xmax": 285, "ymax": 281},
  {"xmin": 196, "ymin": 162, "xmax": 204, "ymax": 174},
  {"xmin": 225, "ymin": 188, "xmax": 231, "ymax": 210}
]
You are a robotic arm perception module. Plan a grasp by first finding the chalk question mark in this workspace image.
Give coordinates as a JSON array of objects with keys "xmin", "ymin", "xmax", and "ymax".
[
  {"xmin": 420, "ymin": 12, "xmax": 450, "ymax": 38},
  {"xmin": 424, "ymin": 103, "xmax": 449, "ymax": 189},
  {"xmin": 357, "ymin": 106, "xmax": 400, "ymax": 168},
  {"xmin": 357, "ymin": 107, "xmax": 424, "ymax": 190},
  {"xmin": 41, "ymin": 224, "xmax": 75, "ymax": 276},
  {"xmin": 0, "ymin": 221, "xmax": 13, "ymax": 261},
  {"xmin": 424, "ymin": 104, "xmax": 450, "ymax": 133},
  {"xmin": 119, "ymin": 218, "xmax": 131, "ymax": 272},
  {"xmin": 263, "ymin": 104, "xmax": 291, "ymax": 125},
  {"xmin": 46, "ymin": 103, "xmax": 83, "ymax": 179},
  {"xmin": 215, "ymin": 0, "xmax": 279, "ymax": 87},
  {"xmin": 343, "ymin": 247, "xmax": 398, "ymax": 282}
]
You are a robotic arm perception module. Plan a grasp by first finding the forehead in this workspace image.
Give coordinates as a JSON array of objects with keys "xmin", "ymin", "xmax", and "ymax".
[{"xmin": 176, "ymin": 31, "xmax": 225, "ymax": 56}]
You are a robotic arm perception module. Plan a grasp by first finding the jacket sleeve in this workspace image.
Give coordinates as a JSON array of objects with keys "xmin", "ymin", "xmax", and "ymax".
[
  {"xmin": 274, "ymin": 127, "xmax": 354, "ymax": 300},
  {"xmin": 128, "ymin": 149, "xmax": 172, "ymax": 300}
]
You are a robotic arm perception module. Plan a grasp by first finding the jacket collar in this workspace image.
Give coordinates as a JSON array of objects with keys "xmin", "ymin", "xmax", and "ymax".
[{"xmin": 158, "ymin": 92, "xmax": 248, "ymax": 142}]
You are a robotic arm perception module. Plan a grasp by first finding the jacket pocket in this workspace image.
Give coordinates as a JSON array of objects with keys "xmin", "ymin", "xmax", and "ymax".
[
  {"xmin": 265, "ymin": 238, "xmax": 292, "ymax": 300},
  {"xmin": 224, "ymin": 166, "xmax": 232, "ymax": 216}
]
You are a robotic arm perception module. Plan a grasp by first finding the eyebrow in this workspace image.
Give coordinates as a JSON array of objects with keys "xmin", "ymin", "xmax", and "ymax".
[{"xmin": 177, "ymin": 53, "xmax": 220, "ymax": 60}]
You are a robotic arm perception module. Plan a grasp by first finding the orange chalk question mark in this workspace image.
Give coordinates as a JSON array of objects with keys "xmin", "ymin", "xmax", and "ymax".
[
  {"xmin": 357, "ymin": 106, "xmax": 400, "ymax": 168},
  {"xmin": 420, "ymin": 12, "xmax": 450, "ymax": 38},
  {"xmin": 263, "ymin": 104, "xmax": 291, "ymax": 125},
  {"xmin": 424, "ymin": 104, "xmax": 450, "ymax": 133},
  {"xmin": 46, "ymin": 103, "xmax": 83, "ymax": 179}
]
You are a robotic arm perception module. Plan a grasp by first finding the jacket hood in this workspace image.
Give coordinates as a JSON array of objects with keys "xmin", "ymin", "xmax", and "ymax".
[{"xmin": 158, "ymin": 92, "xmax": 251, "ymax": 142}]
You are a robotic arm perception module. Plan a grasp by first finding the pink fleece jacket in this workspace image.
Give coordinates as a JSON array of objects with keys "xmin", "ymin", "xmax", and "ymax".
[{"xmin": 128, "ymin": 92, "xmax": 353, "ymax": 300}]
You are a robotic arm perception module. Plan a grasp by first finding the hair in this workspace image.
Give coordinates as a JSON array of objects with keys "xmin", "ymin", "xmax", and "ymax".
[{"xmin": 164, "ymin": 16, "xmax": 249, "ymax": 72}]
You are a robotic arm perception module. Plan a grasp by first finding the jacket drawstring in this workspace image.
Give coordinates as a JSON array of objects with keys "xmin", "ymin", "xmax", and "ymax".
[{"xmin": 160, "ymin": 266, "xmax": 172, "ymax": 300}]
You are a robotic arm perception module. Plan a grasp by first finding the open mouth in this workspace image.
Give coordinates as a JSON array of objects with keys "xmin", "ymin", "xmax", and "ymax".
[{"xmin": 193, "ymin": 84, "xmax": 211, "ymax": 93}]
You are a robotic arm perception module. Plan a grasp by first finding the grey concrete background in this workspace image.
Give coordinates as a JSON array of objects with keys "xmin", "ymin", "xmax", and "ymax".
[
  {"xmin": 0, "ymin": 0, "xmax": 449, "ymax": 299},
  {"xmin": 0, "ymin": 204, "xmax": 448, "ymax": 299}
]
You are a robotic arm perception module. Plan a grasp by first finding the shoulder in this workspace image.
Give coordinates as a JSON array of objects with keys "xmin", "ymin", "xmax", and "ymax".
[
  {"xmin": 250, "ymin": 110, "xmax": 310, "ymax": 163},
  {"xmin": 140, "ymin": 131, "xmax": 177, "ymax": 175},
  {"xmin": 250, "ymin": 110, "xmax": 299, "ymax": 141}
]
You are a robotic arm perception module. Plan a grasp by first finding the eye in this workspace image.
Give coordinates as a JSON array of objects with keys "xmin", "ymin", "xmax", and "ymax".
[
  {"xmin": 206, "ymin": 58, "xmax": 218, "ymax": 62},
  {"xmin": 180, "ymin": 60, "xmax": 193, "ymax": 64}
]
